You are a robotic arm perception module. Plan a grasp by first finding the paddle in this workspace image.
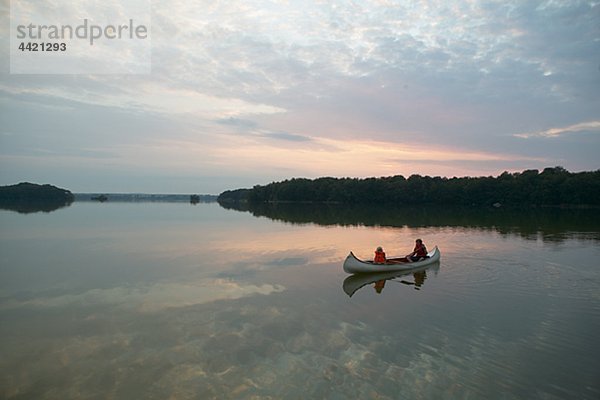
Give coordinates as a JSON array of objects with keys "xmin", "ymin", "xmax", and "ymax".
[
  {"xmin": 389, "ymin": 279, "xmax": 422, "ymax": 290},
  {"xmin": 389, "ymin": 279, "xmax": 413, "ymax": 285}
]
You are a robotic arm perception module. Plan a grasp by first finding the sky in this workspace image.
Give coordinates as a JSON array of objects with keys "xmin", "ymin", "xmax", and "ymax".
[{"xmin": 1, "ymin": 0, "xmax": 599, "ymax": 194}]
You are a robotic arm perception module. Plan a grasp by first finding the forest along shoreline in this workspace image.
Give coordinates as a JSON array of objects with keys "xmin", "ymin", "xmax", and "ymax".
[{"xmin": 217, "ymin": 167, "xmax": 600, "ymax": 209}]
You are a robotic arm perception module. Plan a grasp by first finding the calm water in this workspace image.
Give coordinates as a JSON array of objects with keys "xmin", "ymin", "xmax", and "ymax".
[{"xmin": 1, "ymin": 202, "xmax": 599, "ymax": 399}]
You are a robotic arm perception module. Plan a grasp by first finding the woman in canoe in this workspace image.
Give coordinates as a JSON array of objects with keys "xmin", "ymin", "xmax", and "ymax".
[
  {"xmin": 384, "ymin": 239, "xmax": 428, "ymax": 264},
  {"xmin": 406, "ymin": 238, "xmax": 428, "ymax": 262}
]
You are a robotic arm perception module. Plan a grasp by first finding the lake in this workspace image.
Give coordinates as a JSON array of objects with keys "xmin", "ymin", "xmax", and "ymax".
[{"xmin": 1, "ymin": 201, "xmax": 599, "ymax": 399}]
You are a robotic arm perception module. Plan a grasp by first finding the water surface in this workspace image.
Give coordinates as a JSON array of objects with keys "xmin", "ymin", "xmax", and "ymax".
[{"xmin": 1, "ymin": 202, "xmax": 599, "ymax": 399}]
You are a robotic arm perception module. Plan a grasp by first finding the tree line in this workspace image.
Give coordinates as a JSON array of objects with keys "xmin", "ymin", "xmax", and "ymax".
[{"xmin": 218, "ymin": 167, "xmax": 600, "ymax": 207}]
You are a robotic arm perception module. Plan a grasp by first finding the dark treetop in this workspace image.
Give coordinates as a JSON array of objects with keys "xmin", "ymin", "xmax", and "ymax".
[{"xmin": 218, "ymin": 167, "xmax": 600, "ymax": 207}]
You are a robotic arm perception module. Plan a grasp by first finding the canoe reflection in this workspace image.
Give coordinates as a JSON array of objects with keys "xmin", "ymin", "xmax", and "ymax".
[{"xmin": 342, "ymin": 261, "xmax": 440, "ymax": 297}]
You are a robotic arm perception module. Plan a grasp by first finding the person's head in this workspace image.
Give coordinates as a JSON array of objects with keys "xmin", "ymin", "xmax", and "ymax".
[
  {"xmin": 416, "ymin": 239, "xmax": 422, "ymax": 244},
  {"xmin": 376, "ymin": 246, "xmax": 383, "ymax": 252}
]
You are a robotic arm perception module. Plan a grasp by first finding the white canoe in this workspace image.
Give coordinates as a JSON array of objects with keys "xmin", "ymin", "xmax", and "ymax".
[{"xmin": 343, "ymin": 246, "xmax": 440, "ymax": 274}]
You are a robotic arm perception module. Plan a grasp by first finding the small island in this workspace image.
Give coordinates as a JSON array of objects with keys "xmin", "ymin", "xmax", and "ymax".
[
  {"xmin": 91, "ymin": 194, "xmax": 108, "ymax": 202},
  {"xmin": 0, "ymin": 182, "xmax": 74, "ymax": 213}
]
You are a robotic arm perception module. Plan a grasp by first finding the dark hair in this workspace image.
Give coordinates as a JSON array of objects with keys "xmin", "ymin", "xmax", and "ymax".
[{"xmin": 416, "ymin": 238, "xmax": 422, "ymax": 243}]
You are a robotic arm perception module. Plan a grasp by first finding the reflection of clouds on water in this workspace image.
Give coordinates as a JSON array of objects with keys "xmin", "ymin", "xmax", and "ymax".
[
  {"xmin": 217, "ymin": 248, "xmax": 340, "ymax": 281},
  {"xmin": 2, "ymin": 203, "xmax": 599, "ymax": 399},
  {"xmin": 0, "ymin": 279, "xmax": 285, "ymax": 312},
  {"xmin": 264, "ymin": 256, "xmax": 309, "ymax": 267},
  {"xmin": 2, "ymin": 285, "xmax": 419, "ymax": 398},
  {"xmin": 162, "ymin": 303, "xmax": 388, "ymax": 398},
  {"xmin": 1, "ymin": 271, "xmax": 597, "ymax": 399}
]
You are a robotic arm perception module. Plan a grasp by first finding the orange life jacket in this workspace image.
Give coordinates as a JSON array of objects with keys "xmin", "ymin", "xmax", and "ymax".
[{"xmin": 374, "ymin": 250, "xmax": 386, "ymax": 263}]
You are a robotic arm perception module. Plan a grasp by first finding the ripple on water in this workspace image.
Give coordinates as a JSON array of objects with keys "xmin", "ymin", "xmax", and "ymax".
[
  {"xmin": 431, "ymin": 254, "xmax": 505, "ymax": 300},
  {"xmin": 435, "ymin": 250, "xmax": 599, "ymax": 303}
]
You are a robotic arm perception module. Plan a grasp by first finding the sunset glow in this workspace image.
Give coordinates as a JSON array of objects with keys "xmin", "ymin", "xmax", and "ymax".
[{"xmin": 1, "ymin": 1, "xmax": 598, "ymax": 193}]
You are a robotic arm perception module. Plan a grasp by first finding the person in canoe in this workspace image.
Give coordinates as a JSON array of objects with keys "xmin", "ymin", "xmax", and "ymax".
[
  {"xmin": 373, "ymin": 246, "xmax": 386, "ymax": 264},
  {"xmin": 406, "ymin": 238, "xmax": 428, "ymax": 262},
  {"xmin": 384, "ymin": 239, "xmax": 428, "ymax": 264}
]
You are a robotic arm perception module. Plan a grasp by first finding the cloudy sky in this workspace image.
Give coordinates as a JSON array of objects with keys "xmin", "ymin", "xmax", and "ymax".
[{"xmin": 1, "ymin": 0, "xmax": 599, "ymax": 193}]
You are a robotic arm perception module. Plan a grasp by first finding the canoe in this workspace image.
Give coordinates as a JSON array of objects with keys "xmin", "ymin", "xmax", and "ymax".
[
  {"xmin": 342, "ymin": 261, "xmax": 440, "ymax": 297},
  {"xmin": 343, "ymin": 246, "xmax": 440, "ymax": 274}
]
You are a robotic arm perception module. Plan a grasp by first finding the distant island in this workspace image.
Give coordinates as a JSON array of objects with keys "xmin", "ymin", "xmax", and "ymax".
[
  {"xmin": 0, "ymin": 182, "xmax": 74, "ymax": 213},
  {"xmin": 218, "ymin": 167, "xmax": 600, "ymax": 207},
  {"xmin": 73, "ymin": 193, "xmax": 218, "ymax": 203}
]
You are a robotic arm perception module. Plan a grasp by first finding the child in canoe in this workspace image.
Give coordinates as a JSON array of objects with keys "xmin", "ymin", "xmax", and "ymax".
[{"xmin": 374, "ymin": 246, "xmax": 386, "ymax": 263}]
